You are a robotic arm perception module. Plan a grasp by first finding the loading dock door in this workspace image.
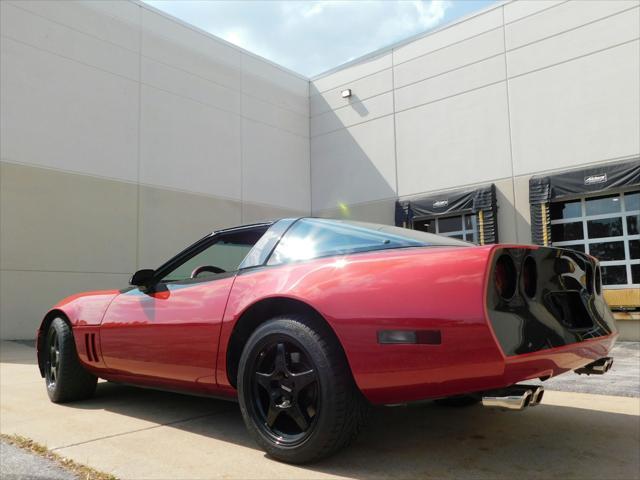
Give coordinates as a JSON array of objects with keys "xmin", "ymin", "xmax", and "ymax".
[
  {"xmin": 529, "ymin": 159, "xmax": 640, "ymax": 314},
  {"xmin": 395, "ymin": 184, "xmax": 497, "ymax": 245}
]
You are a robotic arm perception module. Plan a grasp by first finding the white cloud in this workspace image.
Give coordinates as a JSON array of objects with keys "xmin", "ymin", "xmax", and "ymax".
[
  {"xmin": 144, "ymin": 0, "xmax": 493, "ymax": 76},
  {"xmin": 300, "ymin": 2, "xmax": 326, "ymax": 19},
  {"xmin": 221, "ymin": 28, "xmax": 248, "ymax": 49},
  {"xmin": 415, "ymin": 0, "xmax": 449, "ymax": 29}
]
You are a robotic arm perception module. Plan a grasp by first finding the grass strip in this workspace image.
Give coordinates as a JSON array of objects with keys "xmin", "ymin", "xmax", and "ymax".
[{"xmin": 1, "ymin": 433, "xmax": 117, "ymax": 480}]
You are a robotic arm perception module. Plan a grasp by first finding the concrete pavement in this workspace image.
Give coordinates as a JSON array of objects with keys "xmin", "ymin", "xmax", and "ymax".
[
  {"xmin": 1, "ymin": 340, "xmax": 639, "ymax": 479},
  {"xmin": 529, "ymin": 342, "xmax": 640, "ymax": 397}
]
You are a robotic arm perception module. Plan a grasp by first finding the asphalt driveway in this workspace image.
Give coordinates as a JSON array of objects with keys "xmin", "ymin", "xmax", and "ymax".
[
  {"xmin": 1, "ymin": 440, "xmax": 77, "ymax": 480},
  {"xmin": 1, "ymin": 340, "xmax": 638, "ymax": 479}
]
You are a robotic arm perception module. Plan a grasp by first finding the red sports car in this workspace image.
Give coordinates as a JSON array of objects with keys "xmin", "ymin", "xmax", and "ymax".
[{"xmin": 37, "ymin": 218, "xmax": 617, "ymax": 463}]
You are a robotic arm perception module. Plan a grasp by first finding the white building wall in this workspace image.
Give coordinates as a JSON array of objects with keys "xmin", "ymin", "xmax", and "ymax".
[
  {"xmin": 1, "ymin": 0, "xmax": 639, "ymax": 339},
  {"xmin": 310, "ymin": 0, "xmax": 640, "ymax": 245},
  {"xmin": 0, "ymin": 0, "xmax": 310, "ymax": 338}
]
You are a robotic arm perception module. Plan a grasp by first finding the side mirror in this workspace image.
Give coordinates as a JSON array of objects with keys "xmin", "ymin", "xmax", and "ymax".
[{"xmin": 130, "ymin": 269, "xmax": 156, "ymax": 287}]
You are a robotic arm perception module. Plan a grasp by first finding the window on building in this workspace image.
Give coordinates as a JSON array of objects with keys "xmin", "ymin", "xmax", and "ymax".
[
  {"xmin": 413, "ymin": 214, "xmax": 477, "ymax": 243},
  {"xmin": 550, "ymin": 190, "xmax": 640, "ymax": 287}
]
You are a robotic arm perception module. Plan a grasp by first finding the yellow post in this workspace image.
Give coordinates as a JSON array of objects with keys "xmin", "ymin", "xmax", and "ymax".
[{"xmin": 541, "ymin": 203, "xmax": 549, "ymax": 246}]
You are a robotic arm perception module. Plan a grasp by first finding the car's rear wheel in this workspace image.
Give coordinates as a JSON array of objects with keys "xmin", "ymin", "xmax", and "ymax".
[
  {"xmin": 45, "ymin": 318, "xmax": 97, "ymax": 403},
  {"xmin": 434, "ymin": 395, "xmax": 480, "ymax": 407},
  {"xmin": 237, "ymin": 315, "xmax": 369, "ymax": 463}
]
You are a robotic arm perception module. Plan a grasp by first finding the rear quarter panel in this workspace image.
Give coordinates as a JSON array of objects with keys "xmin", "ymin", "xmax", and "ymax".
[{"xmin": 217, "ymin": 246, "xmax": 503, "ymax": 404}]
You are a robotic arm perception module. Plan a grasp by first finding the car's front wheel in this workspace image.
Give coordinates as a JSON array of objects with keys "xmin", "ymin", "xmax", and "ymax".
[
  {"xmin": 45, "ymin": 318, "xmax": 97, "ymax": 403},
  {"xmin": 237, "ymin": 315, "xmax": 369, "ymax": 463}
]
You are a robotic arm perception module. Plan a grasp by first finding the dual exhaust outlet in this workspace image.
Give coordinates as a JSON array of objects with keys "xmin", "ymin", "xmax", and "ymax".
[
  {"xmin": 481, "ymin": 356, "xmax": 613, "ymax": 410},
  {"xmin": 482, "ymin": 385, "xmax": 545, "ymax": 411},
  {"xmin": 574, "ymin": 357, "xmax": 614, "ymax": 375}
]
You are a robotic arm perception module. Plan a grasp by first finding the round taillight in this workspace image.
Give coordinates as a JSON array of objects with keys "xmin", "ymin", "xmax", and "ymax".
[
  {"xmin": 595, "ymin": 266, "xmax": 602, "ymax": 295},
  {"xmin": 495, "ymin": 254, "xmax": 517, "ymax": 300},
  {"xmin": 522, "ymin": 256, "xmax": 537, "ymax": 298}
]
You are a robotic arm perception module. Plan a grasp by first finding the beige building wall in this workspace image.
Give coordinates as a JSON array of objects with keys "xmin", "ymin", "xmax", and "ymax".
[
  {"xmin": 0, "ymin": 0, "xmax": 310, "ymax": 338},
  {"xmin": 309, "ymin": 0, "xmax": 640, "ymax": 339},
  {"xmin": 2, "ymin": 0, "xmax": 639, "ymax": 339},
  {"xmin": 310, "ymin": 0, "xmax": 640, "ymax": 245}
]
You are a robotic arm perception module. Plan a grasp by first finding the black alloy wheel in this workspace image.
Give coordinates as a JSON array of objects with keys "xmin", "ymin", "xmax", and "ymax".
[
  {"xmin": 43, "ymin": 318, "xmax": 97, "ymax": 403},
  {"xmin": 45, "ymin": 327, "xmax": 60, "ymax": 388},
  {"xmin": 237, "ymin": 315, "xmax": 369, "ymax": 463},
  {"xmin": 251, "ymin": 339, "xmax": 320, "ymax": 445}
]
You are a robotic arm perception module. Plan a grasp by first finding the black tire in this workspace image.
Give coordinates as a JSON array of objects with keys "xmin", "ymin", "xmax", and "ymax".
[
  {"xmin": 237, "ymin": 315, "xmax": 369, "ymax": 464},
  {"xmin": 44, "ymin": 318, "xmax": 97, "ymax": 403},
  {"xmin": 434, "ymin": 395, "xmax": 481, "ymax": 407}
]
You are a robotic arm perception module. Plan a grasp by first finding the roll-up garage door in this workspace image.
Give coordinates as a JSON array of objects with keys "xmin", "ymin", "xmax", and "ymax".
[
  {"xmin": 395, "ymin": 184, "xmax": 497, "ymax": 245},
  {"xmin": 529, "ymin": 159, "xmax": 640, "ymax": 314}
]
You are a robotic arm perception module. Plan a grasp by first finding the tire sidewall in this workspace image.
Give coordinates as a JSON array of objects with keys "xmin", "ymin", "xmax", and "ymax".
[
  {"xmin": 46, "ymin": 318, "xmax": 69, "ymax": 398},
  {"xmin": 237, "ymin": 317, "xmax": 345, "ymax": 462},
  {"xmin": 45, "ymin": 317, "xmax": 96, "ymax": 403}
]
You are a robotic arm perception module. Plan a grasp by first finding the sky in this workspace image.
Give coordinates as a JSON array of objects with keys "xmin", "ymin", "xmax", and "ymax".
[{"xmin": 143, "ymin": 0, "xmax": 498, "ymax": 77}]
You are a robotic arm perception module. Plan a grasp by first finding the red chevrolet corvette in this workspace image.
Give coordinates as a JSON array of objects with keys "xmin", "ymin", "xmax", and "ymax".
[{"xmin": 37, "ymin": 218, "xmax": 617, "ymax": 462}]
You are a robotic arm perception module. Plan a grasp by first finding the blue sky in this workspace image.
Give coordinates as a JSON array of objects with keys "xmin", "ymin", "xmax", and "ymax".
[{"xmin": 143, "ymin": 1, "xmax": 498, "ymax": 77}]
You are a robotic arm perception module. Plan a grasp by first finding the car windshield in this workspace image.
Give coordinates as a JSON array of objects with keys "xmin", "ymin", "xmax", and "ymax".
[{"xmin": 267, "ymin": 218, "xmax": 469, "ymax": 265}]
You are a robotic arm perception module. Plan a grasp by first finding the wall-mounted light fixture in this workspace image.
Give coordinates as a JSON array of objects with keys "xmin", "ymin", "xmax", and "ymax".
[{"xmin": 341, "ymin": 88, "xmax": 352, "ymax": 99}]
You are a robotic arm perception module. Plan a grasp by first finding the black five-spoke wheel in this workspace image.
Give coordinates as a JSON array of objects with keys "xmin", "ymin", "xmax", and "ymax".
[
  {"xmin": 252, "ymin": 341, "xmax": 319, "ymax": 445},
  {"xmin": 45, "ymin": 327, "xmax": 60, "ymax": 388},
  {"xmin": 238, "ymin": 315, "xmax": 369, "ymax": 464},
  {"xmin": 43, "ymin": 318, "xmax": 97, "ymax": 403}
]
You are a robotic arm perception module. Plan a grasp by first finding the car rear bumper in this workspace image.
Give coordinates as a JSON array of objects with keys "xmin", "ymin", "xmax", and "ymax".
[
  {"xmin": 357, "ymin": 331, "xmax": 617, "ymax": 405},
  {"xmin": 501, "ymin": 332, "xmax": 618, "ymax": 386},
  {"xmin": 331, "ymin": 244, "xmax": 619, "ymax": 405}
]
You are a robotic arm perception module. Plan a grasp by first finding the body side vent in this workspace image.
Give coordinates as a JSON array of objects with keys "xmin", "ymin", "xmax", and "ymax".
[{"xmin": 84, "ymin": 333, "xmax": 99, "ymax": 362}]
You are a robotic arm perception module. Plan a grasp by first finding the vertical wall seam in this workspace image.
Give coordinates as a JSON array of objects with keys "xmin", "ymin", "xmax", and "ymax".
[
  {"xmin": 391, "ymin": 48, "xmax": 400, "ymax": 197},
  {"xmin": 308, "ymin": 80, "xmax": 313, "ymax": 215},
  {"xmin": 135, "ymin": 3, "xmax": 142, "ymax": 269},
  {"xmin": 0, "ymin": 142, "xmax": 3, "ymax": 320},
  {"xmin": 501, "ymin": 5, "xmax": 519, "ymax": 243},
  {"xmin": 239, "ymin": 57, "xmax": 244, "ymax": 224}
]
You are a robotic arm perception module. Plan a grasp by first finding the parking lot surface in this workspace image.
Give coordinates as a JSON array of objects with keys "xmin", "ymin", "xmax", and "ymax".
[
  {"xmin": 1, "ymin": 340, "xmax": 638, "ymax": 479},
  {"xmin": 529, "ymin": 342, "xmax": 639, "ymax": 397}
]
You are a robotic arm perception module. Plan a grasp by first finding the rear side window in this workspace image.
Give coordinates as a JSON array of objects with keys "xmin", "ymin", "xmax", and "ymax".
[{"xmin": 267, "ymin": 218, "xmax": 467, "ymax": 265}]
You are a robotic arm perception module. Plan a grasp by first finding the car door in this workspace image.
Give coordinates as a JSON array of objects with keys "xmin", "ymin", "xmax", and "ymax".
[{"xmin": 99, "ymin": 226, "xmax": 268, "ymax": 392}]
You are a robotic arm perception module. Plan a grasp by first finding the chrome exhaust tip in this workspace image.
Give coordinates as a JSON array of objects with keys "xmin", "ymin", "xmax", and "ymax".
[
  {"xmin": 575, "ymin": 357, "xmax": 613, "ymax": 375},
  {"xmin": 529, "ymin": 386, "xmax": 545, "ymax": 407},
  {"xmin": 482, "ymin": 389, "xmax": 533, "ymax": 411},
  {"xmin": 482, "ymin": 385, "xmax": 544, "ymax": 410}
]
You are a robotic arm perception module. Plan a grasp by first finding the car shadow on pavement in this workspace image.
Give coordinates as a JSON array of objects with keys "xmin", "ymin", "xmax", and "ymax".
[
  {"xmin": 5, "ymin": 342, "xmax": 638, "ymax": 479},
  {"xmin": 61, "ymin": 381, "xmax": 640, "ymax": 479}
]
